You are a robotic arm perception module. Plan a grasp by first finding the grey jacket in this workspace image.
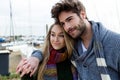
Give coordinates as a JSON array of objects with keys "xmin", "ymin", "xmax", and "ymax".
[{"xmin": 71, "ymin": 21, "xmax": 120, "ymax": 80}]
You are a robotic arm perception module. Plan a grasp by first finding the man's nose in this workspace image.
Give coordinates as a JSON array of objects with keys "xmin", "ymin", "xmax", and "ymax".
[{"xmin": 64, "ymin": 22, "xmax": 71, "ymax": 31}]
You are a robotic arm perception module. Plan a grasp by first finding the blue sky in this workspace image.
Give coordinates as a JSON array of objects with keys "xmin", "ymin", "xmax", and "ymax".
[{"xmin": 0, "ymin": 0, "xmax": 120, "ymax": 36}]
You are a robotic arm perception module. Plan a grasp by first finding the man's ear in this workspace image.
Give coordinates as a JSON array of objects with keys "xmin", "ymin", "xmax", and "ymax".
[{"xmin": 79, "ymin": 10, "xmax": 86, "ymax": 19}]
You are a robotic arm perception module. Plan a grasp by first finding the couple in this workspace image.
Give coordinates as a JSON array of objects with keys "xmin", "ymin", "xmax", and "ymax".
[{"xmin": 17, "ymin": 0, "xmax": 120, "ymax": 80}]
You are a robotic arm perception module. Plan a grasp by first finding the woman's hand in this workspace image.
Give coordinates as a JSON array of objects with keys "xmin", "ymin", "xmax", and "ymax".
[{"xmin": 16, "ymin": 56, "xmax": 40, "ymax": 77}]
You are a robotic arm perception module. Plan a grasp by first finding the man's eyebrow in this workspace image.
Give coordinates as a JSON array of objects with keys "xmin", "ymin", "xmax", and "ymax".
[
  {"xmin": 60, "ymin": 16, "xmax": 73, "ymax": 25},
  {"xmin": 65, "ymin": 16, "xmax": 73, "ymax": 21}
]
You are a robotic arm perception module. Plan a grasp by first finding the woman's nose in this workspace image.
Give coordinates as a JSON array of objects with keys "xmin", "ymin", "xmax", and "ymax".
[{"xmin": 54, "ymin": 36, "xmax": 59, "ymax": 41}]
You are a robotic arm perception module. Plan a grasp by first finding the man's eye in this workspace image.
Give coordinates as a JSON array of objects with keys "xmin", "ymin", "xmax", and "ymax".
[{"xmin": 67, "ymin": 18, "xmax": 72, "ymax": 22}]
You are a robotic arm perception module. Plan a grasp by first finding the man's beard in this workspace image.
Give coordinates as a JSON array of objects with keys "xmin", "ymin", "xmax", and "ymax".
[{"xmin": 75, "ymin": 22, "xmax": 86, "ymax": 38}]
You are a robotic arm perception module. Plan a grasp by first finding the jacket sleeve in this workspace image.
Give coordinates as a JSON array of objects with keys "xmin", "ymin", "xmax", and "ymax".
[
  {"xmin": 31, "ymin": 50, "xmax": 43, "ymax": 62},
  {"xmin": 118, "ymin": 52, "xmax": 120, "ymax": 73}
]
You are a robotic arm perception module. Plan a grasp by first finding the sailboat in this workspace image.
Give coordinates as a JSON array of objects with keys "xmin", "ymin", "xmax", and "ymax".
[{"xmin": 3, "ymin": 0, "xmax": 42, "ymax": 58}]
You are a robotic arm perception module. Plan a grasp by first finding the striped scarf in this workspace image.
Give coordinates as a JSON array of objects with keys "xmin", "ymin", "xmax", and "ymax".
[
  {"xmin": 44, "ymin": 47, "xmax": 78, "ymax": 80},
  {"xmin": 93, "ymin": 21, "xmax": 111, "ymax": 80}
]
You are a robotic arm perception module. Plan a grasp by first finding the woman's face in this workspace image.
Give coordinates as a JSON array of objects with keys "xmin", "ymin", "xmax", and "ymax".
[{"xmin": 50, "ymin": 24, "xmax": 65, "ymax": 50}]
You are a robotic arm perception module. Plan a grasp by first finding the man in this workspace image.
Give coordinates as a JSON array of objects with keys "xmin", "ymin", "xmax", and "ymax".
[{"xmin": 17, "ymin": 0, "xmax": 120, "ymax": 80}]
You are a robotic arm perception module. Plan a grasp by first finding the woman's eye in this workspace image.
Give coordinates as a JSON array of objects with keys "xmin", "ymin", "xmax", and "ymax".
[
  {"xmin": 59, "ymin": 35, "xmax": 64, "ymax": 37},
  {"xmin": 51, "ymin": 33, "xmax": 55, "ymax": 37}
]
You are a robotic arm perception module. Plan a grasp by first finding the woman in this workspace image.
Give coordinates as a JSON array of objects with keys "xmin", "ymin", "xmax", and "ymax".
[{"xmin": 16, "ymin": 23, "xmax": 78, "ymax": 80}]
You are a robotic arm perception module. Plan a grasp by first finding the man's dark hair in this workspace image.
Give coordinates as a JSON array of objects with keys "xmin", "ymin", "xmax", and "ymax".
[{"xmin": 51, "ymin": 0, "xmax": 86, "ymax": 23}]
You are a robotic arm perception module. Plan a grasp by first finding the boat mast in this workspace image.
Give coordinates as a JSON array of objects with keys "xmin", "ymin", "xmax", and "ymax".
[{"xmin": 9, "ymin": 0, "xmax": 15, "ymax": 42}]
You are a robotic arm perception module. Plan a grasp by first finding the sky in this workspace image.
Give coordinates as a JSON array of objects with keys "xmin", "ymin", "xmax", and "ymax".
[{"xmin": 0, "ymin": 0, "xmax": 120, "ymax": 36}]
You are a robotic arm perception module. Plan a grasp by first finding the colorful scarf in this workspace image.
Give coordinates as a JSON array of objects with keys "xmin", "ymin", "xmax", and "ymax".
[{"xmin": 44, "ymin": 47, "xmax": 78, "ymax": 80}]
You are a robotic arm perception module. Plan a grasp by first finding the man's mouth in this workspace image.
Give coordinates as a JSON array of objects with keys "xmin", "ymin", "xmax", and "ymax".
[{"xmin": 68, "ymin": 28, "xmax": 76, "ymax": 34}]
